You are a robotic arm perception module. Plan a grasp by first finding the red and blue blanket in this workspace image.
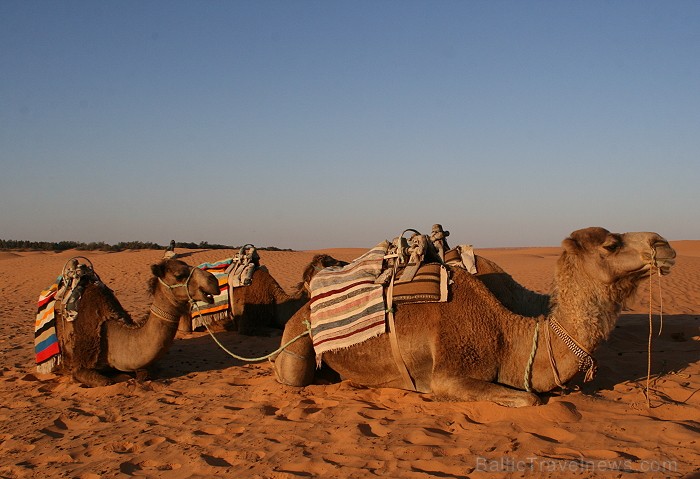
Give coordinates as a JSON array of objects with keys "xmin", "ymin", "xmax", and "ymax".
[{"xmin": 35, "ymin": 278, "xmax": 61, "ymax": 373}]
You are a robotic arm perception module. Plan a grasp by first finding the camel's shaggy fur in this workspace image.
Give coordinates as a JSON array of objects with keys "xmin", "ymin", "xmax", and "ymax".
[
  {"xmin": 231, "ymin": 254, "xmax": 347, "ymax": 335},
  {"xmin": 273, "ymin": 228, "xmax": 676, "ymax": 407},
  {"xmin": 56, "ymin": 259, "xmax": 219, "ymax": 387}
]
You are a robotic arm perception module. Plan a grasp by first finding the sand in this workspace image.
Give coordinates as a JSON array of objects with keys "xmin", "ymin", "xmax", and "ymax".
[{"xmin": 0, "ymin": 241, "xmax": 698, "ymax": 478}]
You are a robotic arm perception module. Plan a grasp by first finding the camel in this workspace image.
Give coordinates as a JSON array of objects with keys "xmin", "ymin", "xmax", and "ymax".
[
  {"xmin": 272, "ymin": 227, "xmax": 676, "ymax": 407},
  {"xmin": 230, "ymin": 254, "xmax": 347, "ymax": 335},
  {"xmin": 56, "ymin": 258, "xmax": 219, "ymax": 387}
]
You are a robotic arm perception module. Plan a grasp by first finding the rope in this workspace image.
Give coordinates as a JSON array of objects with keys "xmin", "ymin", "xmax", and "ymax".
[
  {"xmin": 158, "ymin": 264, "xmax": 196, "ymax": 291},
  {"xmin": 161, "ymin": 261, "xmax": 313, "ymax": 362},
  {"xmin": 201, "ymin": 319, "xmax": 312, "ymax": 362},
  {"xmin": 524, "ymin": 320, "xmax": 540, "ymax": 392},
  {"xmin": 190, "ymin": 295, "xmax": 313, "ymax": 362},
  {"xmin": 544, "ymin": 320, "xmax": 568, "ymax": 389},
  {"xmin": 645, "ymin": 247, "xmax": 664, "ymax": 407},
  {"xmin": 646, "ymin": 265, "xmax": 653, "ymax": 408}
]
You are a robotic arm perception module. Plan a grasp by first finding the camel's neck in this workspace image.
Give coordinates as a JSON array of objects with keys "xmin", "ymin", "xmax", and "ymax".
[
  {"xmin": 274, "ymin": 286, "xmax": 309, "ymax": 327},
  {"xmin": 548, "ymin": 284, "xmax": 621, "ymax": 351},
  {"xmin": 536, "ymin": 267, "xmax": 627, "ymax": 389},
  {"xmin": 105, "ymin": 291, "xmax": 188, "ymax": 371}
]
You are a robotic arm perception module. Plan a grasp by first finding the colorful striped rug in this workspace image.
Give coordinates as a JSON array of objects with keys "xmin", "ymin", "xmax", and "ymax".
[
  {"xmin": 35, "ymin": 278, "xmax": 62, "ymax": 373},
  {"xmin": 309, "ymin": 242, "xmax": 389, "ymax": 362},
  {"xmin": 191, "ymin": 258, "xmax": 233, "ymax": 328}
]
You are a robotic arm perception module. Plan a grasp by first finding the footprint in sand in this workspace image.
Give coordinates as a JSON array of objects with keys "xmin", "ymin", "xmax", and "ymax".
[
  {"xmin": 537, "ymin": 401, "xmax": 582, "ymax": 423},
  {"xmin": 120, "ymin": 459, "xmax": 182, "ymax": 473},
  {"xmin": 535, "ymin": 426, "xmax": 577, "ymax": 443},
  {"xmin": 404, "ymin": 427, "xmax": 453, "ymax": 445},
  {"xmin": 108, "ymin": 441, "xmax": 138, "ymax": 454},
  {"xmin": 193, "ymin": 425, "xmax": 227, "ymax": 435},
  {"xmin": 357, "ymin": 422, "xmax": 386, "ymax": 438},
  {"xmin": 143, "ymin": 436, "xmax": 167, "ymax": 447}
]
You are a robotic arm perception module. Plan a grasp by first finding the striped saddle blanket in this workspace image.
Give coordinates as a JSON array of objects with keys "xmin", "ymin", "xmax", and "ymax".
[
  {"xmin": 35, "ymin": 278, "xmax": 62, "ymax": 373},
  {"xmin": 191, "ymin": 258, "xmax": 233, "ymax": 328},
  {"xmin": 309, "ymin": 242, "xmax": 389, "ymax": 362}
]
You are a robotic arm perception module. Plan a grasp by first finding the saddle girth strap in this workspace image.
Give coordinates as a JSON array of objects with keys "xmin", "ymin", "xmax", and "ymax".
[{"xmin": 385, "ymin": 266, "xmax": 417, "ymax": 391}]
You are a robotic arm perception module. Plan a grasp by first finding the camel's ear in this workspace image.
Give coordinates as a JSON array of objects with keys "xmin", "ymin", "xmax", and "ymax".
[
  {"xmin": 562, "ymin": 227, "xmax": 610, "ymax": 252},
  {"xmin": 151, "ymin": 262, "xmax": 166, "ymax": 278}
]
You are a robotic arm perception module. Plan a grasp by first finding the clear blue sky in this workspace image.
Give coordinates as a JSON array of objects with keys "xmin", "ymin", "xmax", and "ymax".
[{"xmin": 2, "ymin": 1, "xmax": 698, "ymax": 249}]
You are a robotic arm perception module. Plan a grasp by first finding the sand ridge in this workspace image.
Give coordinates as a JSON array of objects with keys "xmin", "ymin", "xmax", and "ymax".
[{"xmin": 0, "ymin": 242, "xmax": 698, "ymax": 478}]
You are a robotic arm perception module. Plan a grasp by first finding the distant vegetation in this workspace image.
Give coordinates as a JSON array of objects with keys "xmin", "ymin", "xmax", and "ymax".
[{"xmin": 0, "ymin": 239, "xmax": 293, "ymax": 253}]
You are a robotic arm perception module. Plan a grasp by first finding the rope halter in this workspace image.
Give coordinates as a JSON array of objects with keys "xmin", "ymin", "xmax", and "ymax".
[
  {"xmin": 157, "ymin": 263, "xmax": 197, "ymax": 303},
  {"xmin": 151, "ymin": 263, "xmax": 199, "ymax": 325}
]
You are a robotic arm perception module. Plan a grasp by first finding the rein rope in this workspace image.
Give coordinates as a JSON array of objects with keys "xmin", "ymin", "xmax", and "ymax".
[
  {"xmin": 196, "ymin": 299, "xmax": 313, "ymax": 362},
  {"xmin": 161, "ymin": 263, "xmax": 314, "ymax": 363},
  {"xmin": 645, "ymin": 247, "xmax": 665, "ymax": 408},
  {"xmin": 160, "ymin": 263, "xmax": 313, "ymax": 362}
]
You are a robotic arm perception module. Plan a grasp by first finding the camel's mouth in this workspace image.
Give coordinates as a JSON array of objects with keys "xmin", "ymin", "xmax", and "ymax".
[
  {"xmin": 655, "ymin": 257, "xmax": 675, "ymax": 276},
  {"xmin": 200, "ymin": 290, "xmax": 216, "ymax": 304}
]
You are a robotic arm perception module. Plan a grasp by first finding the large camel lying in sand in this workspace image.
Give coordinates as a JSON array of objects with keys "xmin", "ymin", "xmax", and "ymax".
[
  {"xmin": 273, "ymin": 228, "xmax": 676, "ymax": 407},
  {"xmin": 229, "ymin": 254, "xmax": 347, "ymax": 335},
  {"xmin": 56, "ymin": 258, "xmax": 219, "ymax": 387}
]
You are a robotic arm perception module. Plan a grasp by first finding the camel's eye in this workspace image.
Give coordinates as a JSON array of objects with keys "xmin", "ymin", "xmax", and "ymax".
[{"xmin": 603, "ymin": 241, "xmax": 620, "ymax": 252}]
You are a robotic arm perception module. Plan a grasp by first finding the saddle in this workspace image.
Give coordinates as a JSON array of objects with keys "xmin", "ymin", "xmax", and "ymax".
[
  {"xmin": 377, "ymin": 224, "xmax": 477, "ymax": 305},
  {"xmin": 54, "ymin": 257, "xmax": 103, "ymax": 322},
  {"xmin": 226, "ymin": 244, "xmax": 259, "ymax": 288}
]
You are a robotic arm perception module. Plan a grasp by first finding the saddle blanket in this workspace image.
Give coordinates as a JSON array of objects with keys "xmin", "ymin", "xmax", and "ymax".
[
  {"xmin": 35, "ymin": 278, "xmax": 62, "ymax": 373},
  {"xmin": 191, "ymin": 258, "xmax": 232, "ymax": 328},
  {"xmin": 309, "ymin": 242, "xmax": 389, "ymax": 362}
]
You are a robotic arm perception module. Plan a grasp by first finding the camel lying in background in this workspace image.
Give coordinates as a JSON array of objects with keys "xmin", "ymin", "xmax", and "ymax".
[
  {"xmin": 273, "ymin": 228, "xmax": 676, "ymax": 407},
  {"xmin": 57, "ymin": 259, "xmax": 219, "ymax": 387},
  {"xmin": 230, "ymin": 254, "xmax": 347, "ymax": 335}
]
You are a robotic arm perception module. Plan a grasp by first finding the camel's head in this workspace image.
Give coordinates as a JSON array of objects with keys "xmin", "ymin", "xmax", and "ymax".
[
  {"xmin": 560, "ymin": 227, "xmax": 676, "ymax": 286},
  {"xmin": 300, "ymin": 254, "xmax": 349, "ymax": 293},
  {"xmin": 149, "ymin": 259, "xmax": 220, "ymax": 304}
]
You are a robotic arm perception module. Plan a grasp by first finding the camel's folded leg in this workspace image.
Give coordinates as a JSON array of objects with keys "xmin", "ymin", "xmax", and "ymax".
[
  {"xmin": 431, "ymin": 372, "xmax": 541, "ymax": 407},
  {"xmin": 271, "ymin": 312, "xmax": 315, "ymax": 387},
  {"xmin": 73, "ymin": 368, "xmax": 112, "ymax": 387},
  {"xmin": 178, "ymin": 314, "xmax": 192, "ymax": 334}
]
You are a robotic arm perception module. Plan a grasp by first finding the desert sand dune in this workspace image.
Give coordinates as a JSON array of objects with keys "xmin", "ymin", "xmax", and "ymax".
[{"xmin": 0, "ymin": 241, "xmax": 697, "ymax": 478}]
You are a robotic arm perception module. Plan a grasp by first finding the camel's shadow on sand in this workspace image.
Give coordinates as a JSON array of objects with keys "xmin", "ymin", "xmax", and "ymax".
[
  {"xmin": 566, "ymin": 314, "xmax": 699, "ymax": 397},
  {"xmin": 154, "ymin": 327, "xmax": 283, "ymax": 380},
  {"xmin": 150, "ymin": 314, "xmax": 699, "ymax": 399}
]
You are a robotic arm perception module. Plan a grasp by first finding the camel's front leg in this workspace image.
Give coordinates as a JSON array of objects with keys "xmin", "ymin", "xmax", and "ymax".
[
  {"xmin": 271, "ymin": 309, "xmax": 315, "ymax": 387},
  {"xmin": 431, "ymin": 372, "xmax": 541, "ymax": 407},
  {"xmin": 178, "ymin": 313, "xmax": 192, "ymax": 334}
]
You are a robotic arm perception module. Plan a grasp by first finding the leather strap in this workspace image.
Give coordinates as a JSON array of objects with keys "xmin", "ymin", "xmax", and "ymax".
[{"xmin": 386, "ymin": 266, "xmax": 416, "ymax": 391}]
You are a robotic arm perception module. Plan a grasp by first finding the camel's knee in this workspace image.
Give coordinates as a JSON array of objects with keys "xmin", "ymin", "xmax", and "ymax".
[
  {"xmin": 272, "ymin": 349, "xmax": 315, "ymax": 387},
  {"xmin": 73, "ymin": 368, "xmax": 112, "ymax": 387}
]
